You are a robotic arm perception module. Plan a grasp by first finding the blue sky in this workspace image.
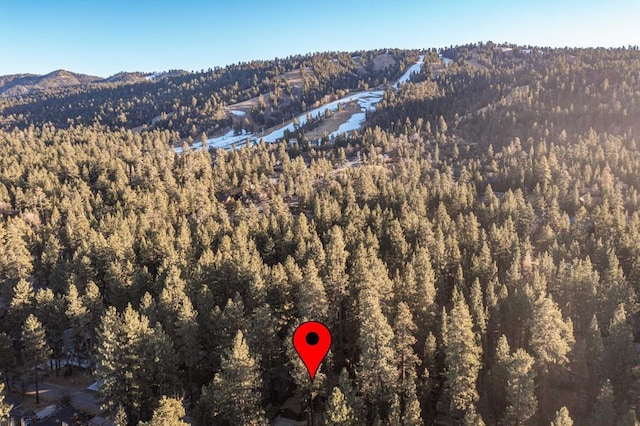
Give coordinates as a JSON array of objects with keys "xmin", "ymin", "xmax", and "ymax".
[{"xmin": 0, "ymin": 0, "xmax": 638, "ymax": 76}]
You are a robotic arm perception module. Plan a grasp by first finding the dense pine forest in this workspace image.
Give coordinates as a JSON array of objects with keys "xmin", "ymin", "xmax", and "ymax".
[{"xmin": 1, "ymin": 43, "xmax": 640, "ymax": 425}]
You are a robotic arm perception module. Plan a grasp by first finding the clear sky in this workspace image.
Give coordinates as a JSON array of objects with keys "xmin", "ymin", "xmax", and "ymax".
[{"xmin": 0, "ymin": 0, "xmax": 638, "ymax": 77}]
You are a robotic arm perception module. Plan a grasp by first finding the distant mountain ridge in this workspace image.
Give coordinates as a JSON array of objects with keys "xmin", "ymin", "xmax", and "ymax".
[
  {"xmin": 0, "ymin": 70, "xmax": 102, "ymax": 98},
  {"xmin": 0, "ymin": 69, "xmax": 189, "ymax": 98}
]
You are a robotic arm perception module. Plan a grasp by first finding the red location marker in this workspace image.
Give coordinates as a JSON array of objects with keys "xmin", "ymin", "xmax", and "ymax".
[{"xmin": 293, "ymin": 321, "xmax": 331, "ymax": 381}]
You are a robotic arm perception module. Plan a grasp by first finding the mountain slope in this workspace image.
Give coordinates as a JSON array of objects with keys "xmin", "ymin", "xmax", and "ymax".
[{"xmin": 0, "ymin": 70, "xmax": 102, "ymax": 98}]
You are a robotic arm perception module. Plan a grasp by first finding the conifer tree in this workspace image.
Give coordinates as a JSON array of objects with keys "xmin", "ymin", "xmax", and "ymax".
[
  {"xmin": 7, "ymin": 279, "xmax": 35, "ymax": 338},
  {"xmin": 112, "ymin": 405, "xmax": 127, "ymax": 426},
  {"xmin": 0, "ymin": 333, "xmax": 16, "ymax": 393},
  {"xmin": 585, "ymin": 314, "xmax": 604, "ymax": 406},
  {"xmin": 603, "ymin": 304, "xmax": 636, "ymax": 403},
  {"xmin": 65, "ymin": 283, "xmax": 88, "ymax": 366},
  {"xmin": 618, "ymin": 409, "xmax": 640, "ymax": 426},
  {"xmin": 201, "ymin": 330, "xmax": 266, "ymax": 425},
  {"xmin": 357, "ymin": 287, "xmax": 398, "ymax": 423},
  {"xmin": 22, "ymin": 314, "xmax": 49, "ymax": 404},
  {"xmin": 326, "ymin": 386, "xmax": 355, "ymax": 425},
  {"xmin": 298, "ymin": 260, "xmax": 328, "ymax": 321},
  {"xmin": 0, "ymin": 382, "xmax": 12, "ymax": 423},
  {"xmin": 443, "ymin": 288, "xmax": 482, "ymax": 419},
  {"xmin": 140, "ymin": 396, "xmax": 188, "ymax": 426},
  {"xmin": 324, "ymin": 226, "xmax": 349, "ymax": 345},
  {"xmin": 503, "ymin": 348, "xmax": 538, "ymax": 425},
  {"xmin": 529, "ymin": 293, "xmax": 574, "ymax": 418},
  {"xmin": 393, "ymin": 302, "xmax": 422, "ymax": 425},
  {"xmin": 174, "ymin": 296, "xmax": 200, "ymax": 389},
  {"xmin": 96, "ymin": 305, "xmax": 177, "ymax": 423},
  {"xmin": 551, "ymin": 406, "xmax": 573, "ymax": 426},
  {"xmin": 591, "ymin": 379, "xmax": 615, "ymax": 426}
]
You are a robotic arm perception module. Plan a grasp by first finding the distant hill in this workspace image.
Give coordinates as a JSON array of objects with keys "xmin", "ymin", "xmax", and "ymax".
[{"xmin": 0, "ymin": 70, "xmax": 102, "ymax": 98}]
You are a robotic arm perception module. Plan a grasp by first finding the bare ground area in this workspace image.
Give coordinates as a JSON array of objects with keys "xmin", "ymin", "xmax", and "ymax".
[
  {"xmin": 303, "ymin": 103, "xmax": 362, "ymax": 140},
  {"xmin": 373, "ymin": 54, "xmax": 397, "ymax": 71}
]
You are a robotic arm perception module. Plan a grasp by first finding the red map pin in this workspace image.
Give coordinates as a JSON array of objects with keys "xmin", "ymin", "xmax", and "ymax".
[{"xmin": 293, "ymin": 321, "xmax": 331, "ymax": 381}]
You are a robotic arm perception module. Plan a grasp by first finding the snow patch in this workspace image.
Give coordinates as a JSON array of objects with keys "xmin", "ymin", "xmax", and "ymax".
[
  {"xmin": 173, "ymin": 55, "xmax": 426, "ymax": 152},
  {"xmin": 439, "ymin": 53, "xmax": 452, "ymax": 66},
  {"xmin": 393, "ymin": 55, "xmax": 425, "ymax": 89}
]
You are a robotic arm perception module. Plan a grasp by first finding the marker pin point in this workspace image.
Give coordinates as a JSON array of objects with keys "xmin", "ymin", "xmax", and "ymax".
[{"xmin": 293, "ymin": 321, "xmax": 331, "ymax": 381}]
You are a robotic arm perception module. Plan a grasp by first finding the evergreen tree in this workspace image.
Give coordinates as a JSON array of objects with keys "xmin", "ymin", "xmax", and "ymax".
[
  {"xmin": 585, "ymin": 314, "xmax": 604, "ymax": 406},
  {"xmin": 393, "ymin": 302, "xmax": 422, "ymax": 425},
  {"xmin": 201, "ymin": 330, "xmax": 266, "ymax": 425},
  {"xmin": 591, "ymin": 379, "xmax": 616, "ymax": 426},
  {"xmin": 113, "ymin": 405, "xmax": 128, "ymax": 426},
  {"xmin": 618, "ymin": 409, "xmax": 640, "ymax": 426},
  {"xmin": 0, "ymin": 382, "xmax": 12, "ymax": 424},
  {"xmin": 503, "ymin": 348, "xmax": 538, "ymax": 425},
  {"xmin": 140, "ymin": 396, "xmax": 188, "ymax": 426},
  {"xmin": 326, "ymin": 386, "xmax": 355, "ymax": 426},
  {"xmin": 551, "ymin": 406, "xmax": 574, "ymax": 426},
  {"xmin": 443, "ymin": 288, "xmax": 482, "ymax": 419},
  {"xmin": 298, "ymin": 260, "xmax": 328, "ymax": 321},
  {"xmin": 6, "ymin": 278, "xmax": 35, "ymax": 338},
  {"xmin": 357, "ymin": 287, "xmax": 398, "ymax": 423},
  {"xmin": 529, "ymin": 293, "xmax": 574, "ymax": 418},
  {"xmin": 0, "ymin": 333, "xmax": 16, "ymax": 392},
  {"xmin": 603, "ymin": 304, "xmax": 636, "ymax": 403},
  {"xmin": 96, "ymin": 305, "xmax": 178, "ymax": 423},
  {"xmin": 21, "ymin": 314, "xmax": 49, "ymax": 404},
  {"xmin": 324, "ymin": 226, "xmax": 349, "ymax": 345}
]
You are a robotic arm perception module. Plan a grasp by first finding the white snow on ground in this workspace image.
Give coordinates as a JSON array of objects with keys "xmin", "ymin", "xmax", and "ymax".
[
  {"xmin": 229, "ymin": 110, "xmax": 246, "ymax": 117},
  {"xmin": 393, "ymin": 55, "xmax": 425, "ymax": 89},
  {"xmin": 174, "ymin": 129, "xmax": 253, "ymax": 153},
  {"xmin": 328, "ymin": 91, "xmax": 384, "ymax": 139},
  {"xmin": 173, "ymin": 55, "xmax": 426, "ymax": 152},
  {"xmin": 439, "ymin": 53, "xmax": 452, "ymax": 66},
  {"xmin": 261, "ymin": 90, "xmax": 384, "ymax": 143},
  {"xmin": 146, "ymin": 73, "xmax": 160, "ymax": 81}
]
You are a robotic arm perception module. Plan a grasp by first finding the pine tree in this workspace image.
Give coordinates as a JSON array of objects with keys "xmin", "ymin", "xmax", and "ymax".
[
  {"xmin": 488, "ymin": 335, "xmax": 510, "ymax": 422},
  {"xmin": 469, "ymin": 278, "xmax": 487, "ymax": 336},
  {"xmin": 618, "ymin": 409, "xmax": 640, "ymax": 426},
  {"xmin": 22, "ymin": 314, "xmax": 49, "ymax": 404},
  {"xmin": 140, "ymin": 396, "xmax": 188, "ymax": 426},
  {"xmin": 7, "ymin": 278, "xmax": 35, "ymax": 338},
  {"xmin": 585, "ymin": 314, "xmax": 603, "ymax": 406},
  {"xmin": 324, "ymin": 226, "xmax": 349, "ymax": 345},
  {"xmin": 0, "ymin": 382, "xmax": 12, "ymax": 423},
  {"xmin": 443, "ymin": 288, "xmax": 482, "ymax": 419},
  {"xmin": 297, "ymin": 260, "xmax": 328, "ymax": 321},
  {"xmin": 96, "ymin": 305, "xmax": 177, "ymax": 423},
  {"xmin": 591, "ymin": 379, "xmax": 615, "ymax": 426},
  {"xmin": 112, "ymin": 405, "xmax": 127, "ymax": 426},
  {"xmin": 409, "ymin": 247, "xmax": 437, "ymax": 333},
  {"xmin": 462, "ymin": 406, "xmax": 485, "ymax": 426},
  {"xmin": 335, "ymin": 368, "xmax": 361, "ymax": 424},
  {"xmin": 529, "ymin": 293, "xmax": 574, "ymax": 418},
  {"xmin": 393, "ymin": 302, "xmax": 422, "ymax": 425},
  {"xmin": 503, "ymin": 348, "xmax": 538, "ymax": 425},
  {"xmin": 201, "ymin": 330, "xmax": 266, "ymax": 425},
  {"xmin": 326, "ymin": 386, "xmax": 355, "ymax": 425},
  {"xmin": 551, "ymin": 406, "xmax": 573, "ymax": 426},
  {"xmin": 357, "ymin": 287, "xmax": 398, "ymax": 423},
  {"xmin": 65, "ymin": 283, "xmax": 88, "ymax": 367},
  {"xmin": 603, "ymin": 304, "xmax": 636, "ymax": 403},
  {"xmin": 0, "ymin": 333, "xmax": 16, "ymax": 393},
  {"xmin": 174, "ymin": 297, "xmax": 200, "ymax": 390}
]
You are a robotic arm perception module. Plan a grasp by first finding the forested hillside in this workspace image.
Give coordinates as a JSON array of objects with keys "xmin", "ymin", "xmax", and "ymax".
[{"xmin": 1, "ymin": 44, "xmax": 640, "ymax": 425}]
